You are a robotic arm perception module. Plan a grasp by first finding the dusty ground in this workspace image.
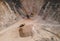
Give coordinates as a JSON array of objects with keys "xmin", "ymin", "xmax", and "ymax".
[
  {"xmin": 0, "ymin": 16, "xmax": 60, "ymax": 41},
  {"xmin": 0, "ymin": 0, "xmax": 60, "ymax": 41}
]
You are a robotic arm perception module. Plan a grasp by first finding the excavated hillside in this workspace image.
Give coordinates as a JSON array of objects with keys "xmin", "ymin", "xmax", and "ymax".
[{"xmin": 0, "ymin": 0, "xmax": 60, "ymax": 41}]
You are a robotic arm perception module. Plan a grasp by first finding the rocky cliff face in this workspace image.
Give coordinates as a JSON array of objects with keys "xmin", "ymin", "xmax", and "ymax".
[
  {"xmin": 0, "ymin": 2, "xmax": 16, "ymax": 30},
  {"xmin": 0, "ymin": 0, "xmax": 60, "ymax": 30},
  {"xmin": 0, "ymin": 0, "xmax": 60, "ymax": 41},
  {"xmin": 0, "ymin": 0, "xmax": 44, "ymax": 30},
  {"xmin": 39, "ymin": 0, "xmax": 60, "ymax": 23},
  {"xmin": 3, "ymin": 0, "xmax": 60, "ymax": 23}
]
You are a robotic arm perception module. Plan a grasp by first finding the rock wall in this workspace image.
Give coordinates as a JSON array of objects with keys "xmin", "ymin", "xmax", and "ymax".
[{"xmin": 0, "ymin": 1, "xmax": 18, "ymax": 30}]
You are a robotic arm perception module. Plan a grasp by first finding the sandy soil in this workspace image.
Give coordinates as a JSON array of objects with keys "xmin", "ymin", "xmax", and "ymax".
[
  {"xmin": 0, "ymin": 0, "xmax": 60, "ymax": 41},
  {"xmin": 0, "ymin": 16, "xmax": 60, "ymax": 41}
]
